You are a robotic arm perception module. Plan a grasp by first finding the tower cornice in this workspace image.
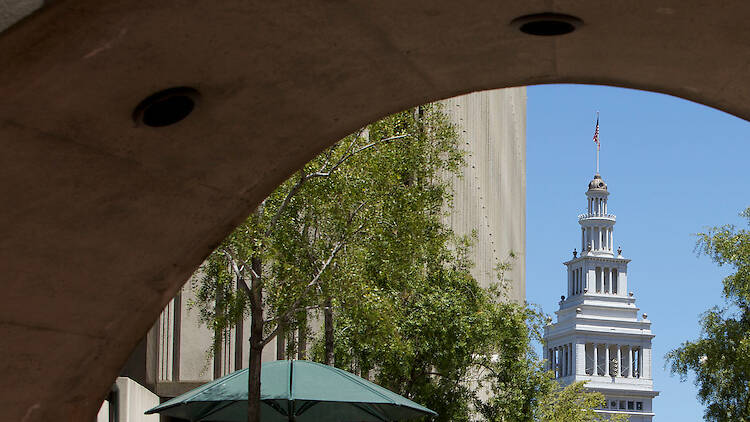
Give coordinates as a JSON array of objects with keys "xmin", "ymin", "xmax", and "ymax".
[{"xmin": 563, "ymin": 256, "xmax": 630, "ymax": 266}]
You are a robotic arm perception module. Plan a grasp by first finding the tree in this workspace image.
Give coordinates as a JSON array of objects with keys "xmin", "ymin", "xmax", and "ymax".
[
  {"xmin": 323, "ymin": 228, "xmax": 618, "ymax": 421},
  {"xmin": 192, "ymin": 103, "xmax": 462, "ymax": 422},
  {"xmin": 535, "ymin": 381, "xmax": 630, "ymax": 422},
  {"xmin": 666, "ymin": 207, "xmax": 750, "ymax": 421}
]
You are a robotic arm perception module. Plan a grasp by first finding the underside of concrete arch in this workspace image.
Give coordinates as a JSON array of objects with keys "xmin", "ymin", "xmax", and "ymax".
[{"xmin": 1, "ymin": 1, "xmax": 749, "ymax": 420}]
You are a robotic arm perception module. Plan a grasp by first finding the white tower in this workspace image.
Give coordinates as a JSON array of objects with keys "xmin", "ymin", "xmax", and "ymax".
[{"xmin": 543, "ymin": 172, "xmax": 658, "ymax": 421}]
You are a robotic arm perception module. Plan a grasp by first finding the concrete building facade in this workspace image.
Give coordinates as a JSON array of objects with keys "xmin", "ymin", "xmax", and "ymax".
[
  {"xmin": 543, "ymin": 172, "xmax": 658, "ymax": 421},
  {"xmin": 442, "ymin": 88, "xmax": 526, "ymax": 302},
  {"xmin": 102, "ymin": 87, "xmax": 527, "ymax": 421}
]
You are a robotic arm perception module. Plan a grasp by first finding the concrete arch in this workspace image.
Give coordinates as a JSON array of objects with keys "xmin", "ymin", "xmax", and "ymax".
[{"xmin": 1, "ymin": 1, "xmax": 748, "ymax": 420}]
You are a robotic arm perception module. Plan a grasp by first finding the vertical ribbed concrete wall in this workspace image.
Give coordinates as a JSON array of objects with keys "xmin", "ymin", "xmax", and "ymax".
[{"xmin": 440, "ymin": 88, "xmax": 526, "ymax": 303}]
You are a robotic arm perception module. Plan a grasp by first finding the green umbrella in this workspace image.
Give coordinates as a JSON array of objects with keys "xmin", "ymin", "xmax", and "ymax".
[{"xmin": 146, "ymin": 360, "xmax": 436, "ymax": 421}]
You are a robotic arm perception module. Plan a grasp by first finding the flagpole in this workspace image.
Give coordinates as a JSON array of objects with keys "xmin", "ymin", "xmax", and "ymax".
[
  {"xmin": 595, "ymin": 111, "xmax": 600, "ymax": 174},
  {"xmin": 596, "ymin": 141, "xmax": 599, "ymax": 173}
]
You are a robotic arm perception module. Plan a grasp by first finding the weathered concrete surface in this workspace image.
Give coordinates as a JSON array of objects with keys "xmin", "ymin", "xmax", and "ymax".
[
  {"xmin": 1, "ymin": 1, "xmax": 750, "ymax": 420},
  {"xmin": 0, "ymin": 0, "xmax": 41, "ymax": 33},
  {"xmin": 442, "ymin": 88, "xmax": 527, "ymax": 303}
]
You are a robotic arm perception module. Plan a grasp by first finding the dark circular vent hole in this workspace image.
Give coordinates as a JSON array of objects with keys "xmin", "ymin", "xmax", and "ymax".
[
  {"xmin": 512, "ymin": 13, "xmax": 582, "ymax": 36},
  {"xmin": 134, "ymin": 87, "xmax": 199, "ymax": 127},
  {"xmin": 520, "ymin": 20, "xmax": 575, "ymax": 36}
]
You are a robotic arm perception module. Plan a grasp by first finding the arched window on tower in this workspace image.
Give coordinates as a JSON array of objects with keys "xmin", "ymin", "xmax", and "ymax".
[{"xmin": 595, "ymin": 267, "xmax": 602, "ymax": 293}]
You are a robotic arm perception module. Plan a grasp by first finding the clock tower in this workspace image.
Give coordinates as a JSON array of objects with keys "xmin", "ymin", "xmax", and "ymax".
[{"xmin": 543, "ymin": 171, "xmax": 659, "ymax": 421}]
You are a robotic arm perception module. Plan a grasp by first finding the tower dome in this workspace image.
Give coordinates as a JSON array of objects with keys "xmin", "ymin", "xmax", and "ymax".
[{"xmin": 588, "ymin": 173, "xmax": 607, "ymax": 191}]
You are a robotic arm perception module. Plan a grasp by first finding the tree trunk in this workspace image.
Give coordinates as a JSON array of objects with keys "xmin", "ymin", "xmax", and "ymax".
[
  {"xmin": 297, "ymin": 316, "xmax": 307, "ymax": 360},
  {"xmin": 324, "ymin": 296, "xmax": 334, "ymax": 366},
  {"xmin": 276, "ymin": 319, "xmax": 286, "ymax": 360},
  {"xmin": 213, "ymin": 289, "xmax": 225, "ymax": 380},
  {"xmin": 248, "ymin": 256, "xmax": 264, "ymax": 422}
]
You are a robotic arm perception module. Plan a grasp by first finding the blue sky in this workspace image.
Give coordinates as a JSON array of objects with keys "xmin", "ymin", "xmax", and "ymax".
[{"xmin": 525, "ymin": 84, "xmax": 750, "ymax": 421}]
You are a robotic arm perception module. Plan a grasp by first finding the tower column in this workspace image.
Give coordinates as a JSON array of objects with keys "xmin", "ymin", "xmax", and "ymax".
[
  {"xmin": 636, "ymin": 347, "xmax": 641, "ymax": 378},
  {"xmin": 584, "ymin": 269, "xmax": 588, "ymax": 292},
  {"xmin": 549, "ymin": 347, "xmax": 555, "ymax": 372},
  {"xmin": 595, "ymin": 227, "xmax": 600, "ymax": 250},
  {"xmin": 553, "ymin": 347, "xmax": 557, "ymax": 377},
  {"xmin": 605, "ymin": 227, "xmax": 608, "ymax": 250},
  {"xmin": 576, "ymin": 342, "xmax": 585, "ymax": 375},
  {"xmin": 627, "ymin": 346, "xmax": 633, "ymax": 377},
  {"xmin": 605, "ymin": 344, "xmax": 610, "ymax": 376},
  {"xmin": 616, "ymin": 345, "xmax": 621, "ymax": 377},
  {"xmin": 581, "ymin": 228, "xmax": 585, "ymax": 251}
]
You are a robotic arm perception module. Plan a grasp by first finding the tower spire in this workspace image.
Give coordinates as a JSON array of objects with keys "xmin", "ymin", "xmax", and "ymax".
[{"xmin": 593, "ymin": 112, "xmax": 600, "ymax": 173}]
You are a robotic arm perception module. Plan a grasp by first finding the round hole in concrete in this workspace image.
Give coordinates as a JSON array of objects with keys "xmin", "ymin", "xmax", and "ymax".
[
  {"xmin": 511, "ymin": 13, "xmax": 582, "ymax": 36},
  {"xmin": 133, "ymin": 87, "xmax": 199, "ymax": 127}
]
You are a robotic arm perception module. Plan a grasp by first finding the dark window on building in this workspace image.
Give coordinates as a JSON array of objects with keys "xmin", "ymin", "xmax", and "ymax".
[
  {"xmin": 636, "ymin": 401, "xmax": 643, "ymax": 410},
  {"xmin": 628, "ymin": 401, "xmax": 634, "ymax": 410},
  {"xmin": 619, "ymin": 401, "xmax": 626, "ymax": 410}
]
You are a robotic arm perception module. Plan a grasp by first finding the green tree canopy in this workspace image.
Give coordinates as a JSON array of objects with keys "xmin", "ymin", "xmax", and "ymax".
[
  {"xmin": 535, "ymin": 381, "xmax": 629, "ymax": 422},
  {"xmin": 666, "ymin": 207, "xmax": 750, "ymax": 421}
]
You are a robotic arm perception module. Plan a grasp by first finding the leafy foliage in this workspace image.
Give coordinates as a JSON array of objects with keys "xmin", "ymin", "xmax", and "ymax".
[
  {"xmin": 535, "ymin": 382, "xmax": 629, "ymax": 422},
  {"xmin": 192, "ymin": 101, "xmax": 619, "ymax": 421},
  {"xmin": 666, "ymin": 207, "xmax": 750, "ymax": 421}
]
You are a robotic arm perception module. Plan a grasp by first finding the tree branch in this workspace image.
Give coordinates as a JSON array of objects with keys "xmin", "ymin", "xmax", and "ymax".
[
  {"xmin": 263, "ymin": 304, "xmax": 322, "ymax": 325},
  {"xmin": 261, "ymin": 239, "xmax": 347, "ymax": 345},
  {"xmin": 310, "ymin": 134, "xmax": 408, "ymax": 179},
  {"xmin": 265, "ymin": 133, "xmax": 406, "ymax": 238},
  {"xmin": 221, "ymin": 247, "xmax": 254, "ymax": 298},
  {"xmin": 317, "ymin": 127, "xmax": 365, "ymax": 174},
  {"xmin": 265, "ymin": 172, "xmax": 306, "ymax": 238}
]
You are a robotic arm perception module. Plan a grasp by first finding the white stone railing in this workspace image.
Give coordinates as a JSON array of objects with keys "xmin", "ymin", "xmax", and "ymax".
[{"xmin": 578, "ymin": 212, "xmax": 616, "ymax": 221}]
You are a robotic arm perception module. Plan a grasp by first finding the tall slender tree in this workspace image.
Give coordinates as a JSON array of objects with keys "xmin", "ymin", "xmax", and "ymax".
[{"xmin": 192, "ymin": 103, "xmax": 462, "ymax": 422}]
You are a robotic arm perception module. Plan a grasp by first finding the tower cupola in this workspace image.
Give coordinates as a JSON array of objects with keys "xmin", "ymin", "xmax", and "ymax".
[
  {"xmin": 588, "ymin": 173, "xmax": 607, "ymax": 191},
  {"xmin": 579, "ymin": 173, "xmax": 615, "ymax": 257}
]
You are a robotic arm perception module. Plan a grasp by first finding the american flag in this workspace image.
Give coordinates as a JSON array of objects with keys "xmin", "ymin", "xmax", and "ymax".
[{"xmin": 593, "ymin": 115, "xmax": 600, "ymax": 150}]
